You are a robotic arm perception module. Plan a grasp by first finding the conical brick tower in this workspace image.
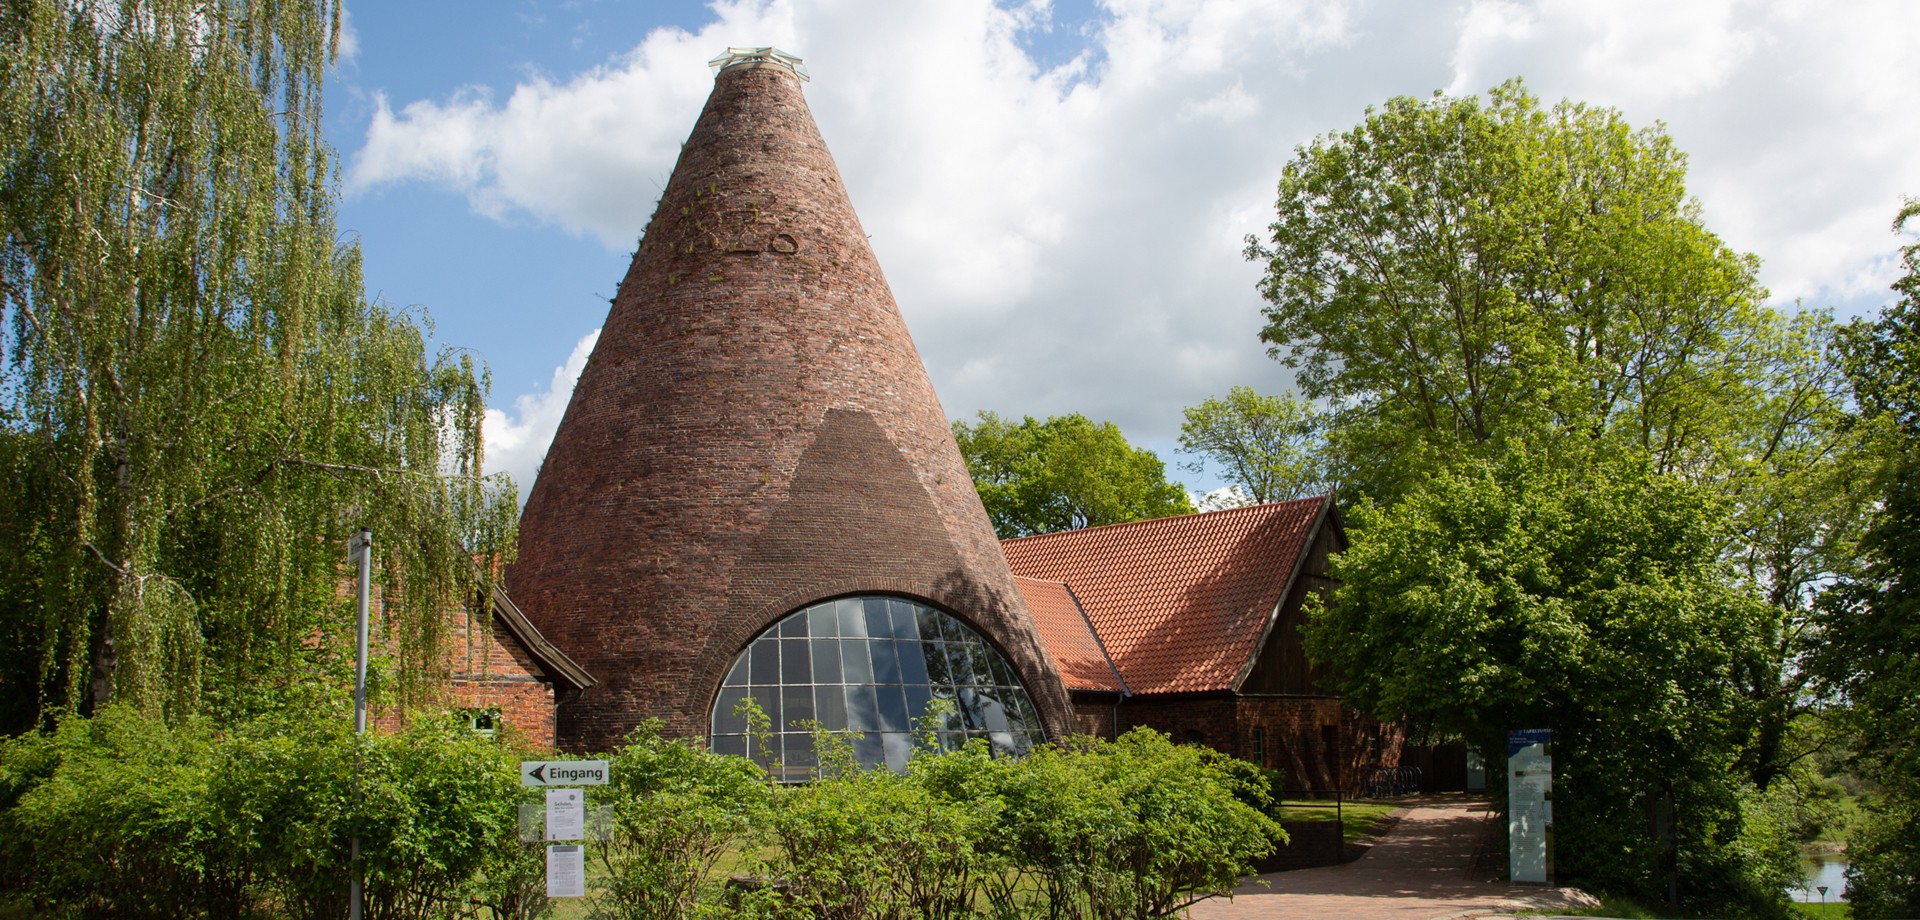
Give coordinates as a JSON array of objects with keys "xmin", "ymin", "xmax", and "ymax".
[{"xmin": 511, "ymin": 49, "xmax": 1075, "ymax": 753}]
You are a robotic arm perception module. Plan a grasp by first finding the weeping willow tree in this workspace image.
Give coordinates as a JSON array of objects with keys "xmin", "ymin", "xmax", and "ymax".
[{"xmin": 0, "ymin": 0, "xmax": 519, "ymax": 731}]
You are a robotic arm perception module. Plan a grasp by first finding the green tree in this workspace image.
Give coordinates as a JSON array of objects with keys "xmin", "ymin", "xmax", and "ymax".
[
  {"xmin": 1244, "ymin": 79, "xmax": 1771, "ymax": 503},
  {"xmin": 1311, "ymin": 451, "xmax": 1793, "ymax": 909},
  {"xmin": 1247, "ymin": 80, "xmax": 1866, "ymax": 910},
  {"xmin": 0, "ymin": 0, "xmax": 517, "ymax": 729},
  {"xmin": 1177, "ymin": 386, "xmax": 1330, "ymax": 505},
  {"xmin": 1813, "ymin": 200, "xmax": 1920, "ymax": 919},
  {"xmin": 953, "ymin": 412, "xmax": 1193, "ymax": 538}
]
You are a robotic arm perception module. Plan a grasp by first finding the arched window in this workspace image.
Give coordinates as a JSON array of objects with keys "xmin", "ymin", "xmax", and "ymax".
[{"xmin": 709, "ymin": 595, "xmax": 1046, "ymax": 779}]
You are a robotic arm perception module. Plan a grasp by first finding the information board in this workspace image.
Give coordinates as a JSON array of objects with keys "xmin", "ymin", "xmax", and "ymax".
[{"xmin": 1507, "ymin": 728, "xmax": 1552, "ymax": 885}]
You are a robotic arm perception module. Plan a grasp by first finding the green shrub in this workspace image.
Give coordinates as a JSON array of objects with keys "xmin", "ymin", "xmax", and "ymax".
[
  {"xmin": 0, "ymin": 707, "xmax": 537, "ymax": 920},
  {"xmin": 764, "ymin": 730, "xmax": 986, "ymax": 920},
  {"xmin": 1846, "ymin": 794, "xmax": 1920, "ymax": 920},
  {"xmin": 916, "ymin": 728, "xmax": 1284, "ymax": 920},
  {"xmin": 1, "ymin": 706, "xmax": 290, "ymax": 918},
  {"xmin": 589, "ymin": 720, "xmax": 770, "ymax": 920}
]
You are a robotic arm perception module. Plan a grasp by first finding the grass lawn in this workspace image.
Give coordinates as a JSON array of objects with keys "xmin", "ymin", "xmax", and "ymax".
[
  {"xmin": 1792, "ymin": 902, "xmax": 1849, "ymax": 918},
  {"xmin": 1274, "ymin": 799, "xmax": 1402, "ymax": 848}
]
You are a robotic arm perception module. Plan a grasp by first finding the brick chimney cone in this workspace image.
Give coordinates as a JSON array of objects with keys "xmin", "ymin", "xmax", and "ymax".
[{"xmin": 510, "ymin": 49, "xmax": 1076, "ymax": 752}]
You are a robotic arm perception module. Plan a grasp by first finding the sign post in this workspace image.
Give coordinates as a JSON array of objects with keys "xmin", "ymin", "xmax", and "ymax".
[
  {"xmin": 521, "ymin": 761, "xmax": 608, "ymax": 899},
  {"xmin": 350, "ymin": 529, "xmax": 372, "ymax": 920},
  {"xmin": 1507, "ymin": 729, "xmax": 1553, "ymax": 885}
]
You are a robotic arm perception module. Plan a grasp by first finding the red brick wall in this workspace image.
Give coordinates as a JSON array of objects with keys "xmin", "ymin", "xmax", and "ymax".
[
  {"xmin": 1069, "ymin": 692, "xmax": 1122, "ymax": 739},
  {"xmin": 369, "ymin": 595, "xmax": 559, "ymax": 749},
  {"xmin": 443, "ymin": 602, "xmax": 559, "ymax": 748},
  {"xmin": 1105, "ymin": 693, "xmax": 1399, "ymax": 794},
  {"xmin": 508, "ymin": 61, "xmax": 1073, "ymax": 751}
]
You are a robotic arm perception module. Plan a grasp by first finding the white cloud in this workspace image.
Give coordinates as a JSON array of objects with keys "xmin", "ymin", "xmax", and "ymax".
[
  {"xmin": 352, "ymin": 0, "xmax": 1920, "ymax": 494},
  {"xmin": 483, "ymin": 328, "xmax": 599, "ymax": 499},
  {"xmin": 1443, "ymin": 0, "xmax": 1920, "ymax": 306}
]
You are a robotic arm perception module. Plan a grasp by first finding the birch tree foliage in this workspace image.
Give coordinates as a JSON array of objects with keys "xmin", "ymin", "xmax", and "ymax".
[{"xmin": 0, "ymin": 0, "xmax": 518, "ymax": 731}]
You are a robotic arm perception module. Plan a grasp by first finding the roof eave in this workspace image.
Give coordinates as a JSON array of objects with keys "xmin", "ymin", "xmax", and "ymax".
[
  {"xmin": 1061, "ymin": 580, "xmax": 1131, "ymax": 697},
  {"xmin": 490, "ymin": 584, "xmax": 597, "ymax": 695}
]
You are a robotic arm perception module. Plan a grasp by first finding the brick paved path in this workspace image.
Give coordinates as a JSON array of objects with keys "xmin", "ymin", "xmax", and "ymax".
[{"xmin": 1188, "ymin": 798, "xmax": 1595, "ymax": 919}]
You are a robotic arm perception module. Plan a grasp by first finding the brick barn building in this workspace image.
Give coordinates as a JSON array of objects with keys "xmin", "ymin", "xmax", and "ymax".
[
  {"xmin": 1007, "ymin": 499, "xmax": 1393, "ymax": 792},
  {"xmin": 494, "ymin": 48, "xmax": 1394, "ymax": 785}
]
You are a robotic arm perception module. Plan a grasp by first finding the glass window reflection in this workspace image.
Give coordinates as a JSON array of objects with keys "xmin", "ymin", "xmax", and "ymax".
[{"xmin": 710, "ymin": 595, "xmax": 1049, "ymax": 779}]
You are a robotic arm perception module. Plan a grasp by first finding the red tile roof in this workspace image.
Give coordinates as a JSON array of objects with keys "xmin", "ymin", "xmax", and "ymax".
[
  {"xmin": 1001, "ymin": 498, "xmax": 1330, "ymax": 695},
  {"xmin": 1014, "ymin": 577, "xmax": 1127, "ymax": 693}
]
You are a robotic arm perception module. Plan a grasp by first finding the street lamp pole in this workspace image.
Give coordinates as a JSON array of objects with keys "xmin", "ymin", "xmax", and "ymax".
[{"xmin": 350, "ymin": 528, "xmax": 371, "ymax": 920}]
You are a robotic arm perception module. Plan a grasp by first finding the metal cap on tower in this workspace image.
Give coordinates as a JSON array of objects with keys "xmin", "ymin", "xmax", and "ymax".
[{"xmin": 707, "ymin": 46, "xmax": 809, "ymax": 81}]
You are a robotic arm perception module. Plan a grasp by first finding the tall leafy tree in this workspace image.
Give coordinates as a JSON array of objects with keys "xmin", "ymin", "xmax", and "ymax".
[
  {"xmin": 1813, "ymin": 200, "xmax": 1920, "ymax": 919},
  {"xmin": 0, "ymin": 0, "xmax": 517, "ymax": 730},
  {"xmin": 1311, "ymin": 450, "xmax": 1792, "ymax": 906},
  {"xmin": 953, "ymin": 412, "xmax": 1194, "ymax": 538},
  {"xmin": 1245, "ymin": 79, "xmax": 1774, "ymax": 503},
  {"xmin": 1176, "ymin": 386, "xmax": 1330, "ymax": 505},
  {"xmin": 1249, "ymin": 80, "xmax": 1864, "ymax": 909}
]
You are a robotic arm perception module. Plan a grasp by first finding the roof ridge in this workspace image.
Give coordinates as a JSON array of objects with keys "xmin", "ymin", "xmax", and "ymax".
[{"xmin": 1001, "ymin": 494, "xmax": 1328, "ymax": 545}]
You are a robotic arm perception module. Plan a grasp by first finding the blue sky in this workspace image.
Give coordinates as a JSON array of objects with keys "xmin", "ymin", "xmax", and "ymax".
[{"xmin": 323, "ymin": 0, "xmax": 1920, "ymax": 500}]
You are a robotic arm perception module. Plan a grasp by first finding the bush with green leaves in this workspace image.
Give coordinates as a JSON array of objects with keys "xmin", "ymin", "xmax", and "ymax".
[
  {"xmin": 1, "ymin": 707, "xmax": 255, "ymax": 918},
  {"xmin": 0, "ymin": 706, "xmax": 537, "ymax": 920},
  {"xmin": 1846, "ymin": 795, "xmax": 1920, "ymax": 920},
  {"xmin": 588, "ymin": 720, "xmax": 771, "ymax": 920},
  {"xmin": 760, "ymin": 730, "xmax": 988, "ymax": 920},
  {"xmin": 913, "ymin": 728, "xmax": 1285, "ymax": 920}
]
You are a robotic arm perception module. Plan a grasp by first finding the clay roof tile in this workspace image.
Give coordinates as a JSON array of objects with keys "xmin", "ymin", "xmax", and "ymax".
[{"xmin": 1001, "ymin": 498, "xmax": 1329, "ymax": 695}]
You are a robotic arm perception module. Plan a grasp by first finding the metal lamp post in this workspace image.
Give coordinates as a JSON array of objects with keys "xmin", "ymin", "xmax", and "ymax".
[{"xmin": 350, "ymin": 528, "xmax": 371, "ymax": 920}]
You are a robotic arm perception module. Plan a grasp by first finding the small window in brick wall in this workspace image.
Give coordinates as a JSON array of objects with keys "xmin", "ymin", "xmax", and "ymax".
[
  {"xmin": 464, "ymin": 708, "xmax": 499, "ymax": 738},
  {"xmin": 1251, "ymin": 726, "xmax": 1266, "ymax": 766}
]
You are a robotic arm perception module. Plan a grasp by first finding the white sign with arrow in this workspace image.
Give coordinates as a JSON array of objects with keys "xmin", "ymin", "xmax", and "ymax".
[{"xmin": 521, "ymin": 760, "xmax": 609, "ymax": 787}]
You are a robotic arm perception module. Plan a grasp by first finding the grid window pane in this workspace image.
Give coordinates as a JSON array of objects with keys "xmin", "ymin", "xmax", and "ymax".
[
  {"xmin": 749, "ymin": 637, "xmax": 779, "ymax": 685},
  {"xmin": 889, "ymin": 600, "xmax": 919, "ymax": 639},
  {"xmin": 876, "ymin": 685, "xmax": 910, "ymax": 732},
  {"xmin": 870, "ymin": 640, "xmax": 901, "ymax": 684},
  {"xmin": 846, "ymin": 684, "xmax": 880, "ymax": 726},
  {"xmin": 840, "ymin": 640, "xmax": 873, "ymax": 683},
  {"xmin": 780, "ymin": 638, "xmax": 811, "ymax": 684},
  {"xmin": 923, "ymin": 642, "xmax": 951, "ymax": 683},
  {"xmin": 882, "ymin": 732, "xmax": 912, "ymax": 772},
  {"xmin": 782, "ymin": 685, "xmax": 815, "ymax": 729},
  {"xmin": 864, "ymin": 598, "xmax": 894, "ymax": 639},
  {"xmin": 816, "ymin": 686, "xmax": 848, "ymax": 730},
  {"xmin": 811, "ymin": 639, "xmax": 843, "ymax": 684},
  {"xmin": 714, "ymin": 687, "xmax": 748, "ymax": 735},
  {"xmin": 807, "ymin": 605, "xmax": 840, "ymax": 637},
  {"xmin": 837, "ymin": 599, "xmax": 868, "ymax": 638},
  {"xmin": 986, "ymin": 652, "xmax": 1016, "ymax": 688},
  {"xmin": 896, "ymin": 640, "xmax": 929, "ymax": 684},
  {"xmin": 904, "ymin": 684, "xmax": 933, "ymax": 729}
]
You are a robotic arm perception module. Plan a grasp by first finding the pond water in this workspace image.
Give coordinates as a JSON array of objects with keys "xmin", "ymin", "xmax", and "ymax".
[{"xmin": 1790, "ymin": 857, "xmax": 1849, "ymax": 903}]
